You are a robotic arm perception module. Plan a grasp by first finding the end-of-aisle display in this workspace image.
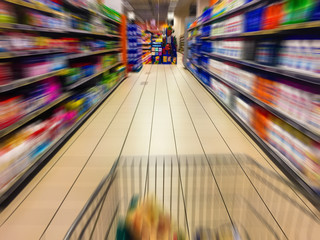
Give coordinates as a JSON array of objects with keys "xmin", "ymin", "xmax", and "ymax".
[
  {"xmin": 186, "ymin": 0, "xmax": 320, "ymax": 202},
  {"xmin": 142, "ymin": 30, "xmax": 152, "ymax": 64},
  {"xmin": 151, "ymin": 31, "xmax": 163, "ymax": 64},
  {"xmin": 127, "ymin": 23, "xmax": 142, "ymax": 72},
  {"xmin": 0, "ymin": 0, "xmax": 127, "ymax": 204}
]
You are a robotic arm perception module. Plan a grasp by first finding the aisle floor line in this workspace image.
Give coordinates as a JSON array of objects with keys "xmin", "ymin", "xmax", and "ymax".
[
  {"xmin": 39, "ymin": 66, "xmax": 153, "ymax": 238},
  {"xmin": 169, "ymin": 65, "xmax": 287, "ymax": 236},
  {"xmin": 121, "ymin": 65, "xmax": 158, "ymax": 157},
  {"xmin": 41, "ymin": 65, "xmax": 156, "ymax": 239},
  {"xmin": 165, "ymin": 64, "xmax": 238, "ymax": 228},
  {"xmin": 149, "ymin": 65, "xmax": 176, "ymax": 156},
  {"xmin": 0, "ymin": 66, "xmax": 148, "ymax": 239}
]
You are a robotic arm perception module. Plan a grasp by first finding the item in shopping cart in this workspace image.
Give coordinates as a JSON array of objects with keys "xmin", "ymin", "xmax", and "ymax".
[{"xmin": 116, "ymin": 196, "xmax": 185, "ymax": 240}]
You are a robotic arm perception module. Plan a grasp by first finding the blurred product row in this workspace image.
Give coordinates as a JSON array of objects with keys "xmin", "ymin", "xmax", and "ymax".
[
  {"xmin": 0, "ymin": 0, "xmax": 126, "ymax": 203},
  {"xmin": 0, "ymin": 0, "xmax": 121, "ymax": 32},
  {"xmin": 186, "ymin": 0, "xmax": 320, "ymax": 196}
]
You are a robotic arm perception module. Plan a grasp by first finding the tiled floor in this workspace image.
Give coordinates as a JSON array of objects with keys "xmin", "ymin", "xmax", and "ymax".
[{"xmin": 0, "ymin": 55, "xmax": 319, "ymax": 239}]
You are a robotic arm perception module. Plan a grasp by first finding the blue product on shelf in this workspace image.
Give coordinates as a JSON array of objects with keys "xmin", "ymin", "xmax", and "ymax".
[
  {"xmin": 49, "ymin": 54, "xmax": 67, "ymax": 71},
  {"xmin": 255, "ymin": 40, "xmax": 279, "ymax": 66},
  {"xmin": 127, "ymin": 24, "xmax": 142, "ymax": 71},
  {"xmin": 202, "ymin": 25, "xmax": 211, "ymax": 37},
  {"xmin": 245, "ymin": 6, "xmax": 264, "ymax": 32},
  {"xmin": 311, "ymin": 0, "xmax": 320, "ymax": 20},
  {"xmin": 201, "ymin": 8, "xmax": 212, "ymax": 23}
]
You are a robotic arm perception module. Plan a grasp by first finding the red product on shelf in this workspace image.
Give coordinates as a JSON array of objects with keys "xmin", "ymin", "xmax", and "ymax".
[
  {"xmin": 254, "ymin": 76, "xmax": 276, "ymax": 106},
  {"xmin": 262, "ymin": 2, "xmax": 284, "ymax": 30},
  {"xmin": 0, "ymin": 96, "xmax": 25, "ymax": 130},
  {"xmin": 62, "ymin": 38, "xmax": 80, "ymax": 53},
  {"xmin": 0, "ymin": 62, "xmax": 13, "ymax": 85},
  {"xmin": 253, "ymin": 106, "xmax": 270, "ymax": 140}
]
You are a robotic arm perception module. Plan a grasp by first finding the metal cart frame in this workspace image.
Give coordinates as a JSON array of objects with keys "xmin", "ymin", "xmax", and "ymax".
[{"xmin": 65, "ymin": 154, "xmax": 320, "ymax": 240}]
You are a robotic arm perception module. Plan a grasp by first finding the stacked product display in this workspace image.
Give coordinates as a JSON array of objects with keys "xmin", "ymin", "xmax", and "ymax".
[
  {"xmin": 141, "ymin": 30, "xmax": 151, "ymax": 64},
  {"xmin": 186, "ymin": 0, "xmax": 320, "ymax": 196},
  {"xmin": 179, "ymin": 34, "xmax": 184, "ymax": 54},
  {"xmin": 0, "ymin": 0, "xmax": 126, "ymax": 203},
  {"xmin": 127, "ymin": 24, "xmax": 142, "ymax": 72},
  {"xmin": 151, "ymin": 32, "xmax": 163, "ymax": 64}
]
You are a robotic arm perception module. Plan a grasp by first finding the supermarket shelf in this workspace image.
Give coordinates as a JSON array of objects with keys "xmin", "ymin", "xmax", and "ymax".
[
  {"xmin": 0, "ymin": 93, "xmax": 71, "ymax": 139},
  {"xmin": 67, "ymin": 48, "xmax": 121, "ymax": 60},
  {"xmin": 0, "ymin": 23, "xmax": 121, "ymax": 38},
  {"xmin": 0, "ymin": 48, "xmax": 64, "ymax": 59},
  {"xmin": 66, "ymin": 62, "xmax": 122, "ymax": 90},
  {"xmin": 201, "ymin": 33, "xmax": 245, "ymax": 40},
  {"xmin": 241, "ymin": 20, "xmax": 320, "ymax": 36},
  {"xmin": 200, "ymin": 66, "xmax": 320, "ymax": 142},
  {"xmin": 0, "ymin": 23, "xmax": 65, "ymax": 33},
  {"xmin": 66, "ymin": 28, "xmax": 121, "ymax": 38},
  {"xmin": 142, "ymin": 54, "xmax": 151, "ymax": 61},
  {"xmin": 5, "ymin": 0, "xmax": 66, "ymax": 17},
  {"xmin": 202, "ymin": 52, "xmax": 320, "ymax": 85},
  {"xmin": 188, "ymin": 0, "xmax": 264, "ymax": 31},
  {"xmin": 201, "ymin": 21, "xmax": 320, "ymax": 40},
  {"xmin": 190, "ymin": 60, "xmax": 201, "ymax": 69},
  {"xmin": 203, "ymin": 0, "xmax": 264, "ymax": 26},
  {"xmin": 0, "ymin": 69, "xmax": 66, "ymax": 93},
  {"xmin": 186, "ymin": 67, "xmax": 320, "ymax": 207},
  {"xmin": 142, "ymin": 47, "xmax": 151, "ymax": 50},
  {"xmin": 188, "ymin": 24, "xmax": 201, "ymax": 31},
  {"xmin": 63, "ymin": 0, "xmax": 121, "ymax": 25},
  {"xmin": 95, "ymin": 11, "xmax": 121, "ymax": 25},
  {"xmin": 0, "ymin": 76, "xmax": 126, "ymax": 205}
]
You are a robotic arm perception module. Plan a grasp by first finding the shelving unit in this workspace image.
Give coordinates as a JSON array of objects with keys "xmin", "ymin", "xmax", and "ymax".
[
  {"xmin": 186, "ymin": 0, "xmax": 320, "ymax": 200},
  {"xmin": 200, "ymin": 66, "xmax": 320, "ymax": 142},
  {"xmin": 0, "ymin": 0, "xmax": 127, "ymax": 204},
  {"xmin": 0, "ymin": 76, "xmax": 126, "ymax": 204},
  {"xmin": 188, "ymin": 70, "xmax": 320, "ymax": 206},
  {"xmin": 65, "ymin": 61, "xmax": 122, "ymax": 90},
  {"xmin": 0, "ymin": 69, "xmax": 66, "ymax": 93},
  {"xmin": 0, "ymin": 48, "xmax": 64, "ymax": 59},
  {"xmin": 67, "ymin": 48, "xmax": 121, "ymax": 60}
]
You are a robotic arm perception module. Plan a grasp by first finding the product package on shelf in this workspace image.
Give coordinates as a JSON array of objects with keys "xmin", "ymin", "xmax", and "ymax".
[
  {"xmin": 151, "ymin": 35, "xmax": 163, "ymax": 64},
  {"xmin": 127, "ymin": 24, "xmax": 142, "ymax": 72},
  {"xmin": 0, "ymin": 108, "xmax": 77, "ymax": 191},
  {"xmin": 141, "ymin": 31, "xmax": 151, "ymax": 64}
]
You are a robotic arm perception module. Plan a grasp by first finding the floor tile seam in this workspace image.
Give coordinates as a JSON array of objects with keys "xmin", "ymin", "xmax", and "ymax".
[
  {"xmin": 38, "ymin": 65, "xmax": 154, "ymax": 238},
  {"xmin": 168, "ymin": 65, "xmax": 235, "ymax": 227},
  {"xmin": 0, "ymin": 68, "xmax": 147, "ymax": 228}
]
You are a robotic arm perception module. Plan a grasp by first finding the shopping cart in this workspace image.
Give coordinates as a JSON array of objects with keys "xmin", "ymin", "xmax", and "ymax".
[{"xmin": 64, "ymin": 154, "xmax": 320, "ymax": 240}]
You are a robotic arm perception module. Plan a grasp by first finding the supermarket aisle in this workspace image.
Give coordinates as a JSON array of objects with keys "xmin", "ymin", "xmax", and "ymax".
[{"xmin": 0, "ymin": 54, "xmax": 318, "ymax": 239}]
